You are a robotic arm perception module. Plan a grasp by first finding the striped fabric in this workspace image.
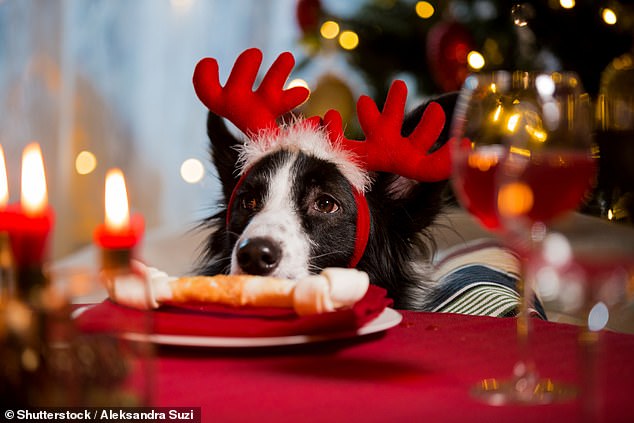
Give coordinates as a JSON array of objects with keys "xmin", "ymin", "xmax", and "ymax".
[{"xmin": 428, "ymin": 240, "xmax": 546, "ymax": 319}]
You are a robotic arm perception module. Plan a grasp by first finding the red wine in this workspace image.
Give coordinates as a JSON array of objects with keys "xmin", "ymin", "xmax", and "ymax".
[
  {"xmin": 453, "ymin": 148, "xmax": 596, "ymax": 230},
  {"xmin": 452, "ymin": 147, "xmax": 504, "ymax": 230}
]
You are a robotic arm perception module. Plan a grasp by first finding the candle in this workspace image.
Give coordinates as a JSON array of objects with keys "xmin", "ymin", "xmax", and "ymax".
[
  {"xmin": 0, "ymin": 143, "xmax": 55, "ymax": 299},
  {"xmin": 94, "ymin": 168, "xmax": 144, "ymax": 266},
  {"xmin": 0, "ymin": 143, "xmax": 55, "ymax": 267}
]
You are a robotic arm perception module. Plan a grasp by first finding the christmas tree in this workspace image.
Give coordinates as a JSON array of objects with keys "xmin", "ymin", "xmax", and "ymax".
[
  {"xmin": 296, "ymin": 0, "xmax": 633, "ymax": 99},
  {"xmin": 295, "ymin": 0, "xmax": 634, "ymax": 223}
]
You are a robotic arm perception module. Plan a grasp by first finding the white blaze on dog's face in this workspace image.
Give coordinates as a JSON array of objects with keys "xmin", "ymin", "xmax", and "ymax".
[
  {"xmin": 227, "ymin": 125, "xmax": 365, "ymax": 279},
  {"xmin": 230, "ymin": 156, "xmax": 310, "ymax": 279}
]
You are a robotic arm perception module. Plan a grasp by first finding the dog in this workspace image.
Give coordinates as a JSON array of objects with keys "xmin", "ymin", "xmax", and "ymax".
[{"xmin": 190, "ymin": 48, "xmax": 459, "ymax": 310}]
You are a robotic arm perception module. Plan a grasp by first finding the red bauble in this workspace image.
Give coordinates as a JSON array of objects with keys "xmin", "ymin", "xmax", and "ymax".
[
  {"xmin": 426, "ymin": 21, "xmax": 475, "ymax": 92},
  {"xmin": 296, "ymin": 0, "xmax": 322, "ymax": 34}
]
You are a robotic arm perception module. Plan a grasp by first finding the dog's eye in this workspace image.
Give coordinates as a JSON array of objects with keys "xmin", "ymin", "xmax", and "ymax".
[
  {"xmin": 313, "ymin": 195, "xmax": 340, "ymax": 214},
  {"xmin": 240, "ymin": 196, "xmax": 260, "ymax": 211}
]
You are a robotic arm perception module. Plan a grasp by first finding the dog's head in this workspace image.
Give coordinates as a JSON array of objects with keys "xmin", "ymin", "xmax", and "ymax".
[{"xmin": 193, "ymin": 49, "xmax": 458, "ymax": 305}]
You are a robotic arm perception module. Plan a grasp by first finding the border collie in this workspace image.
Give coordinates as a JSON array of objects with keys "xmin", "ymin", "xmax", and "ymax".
[{"xmin": 191, "ymin": 48, "xmax": 458, "ymax": 310}]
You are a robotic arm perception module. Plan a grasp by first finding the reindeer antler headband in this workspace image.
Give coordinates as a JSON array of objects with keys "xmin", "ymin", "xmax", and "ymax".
[{"xmin": 193, "ymin": 48, "xmax": 453, "ymax": 268}]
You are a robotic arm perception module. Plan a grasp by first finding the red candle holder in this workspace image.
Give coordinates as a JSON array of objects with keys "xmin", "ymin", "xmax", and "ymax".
[
  {"xmin": 0, "ymin": 203, "xmax": 55, "ymax": 300},
  {"xmin": 0, "ymin": 204, "xmax": 54, "ymax": 267}
]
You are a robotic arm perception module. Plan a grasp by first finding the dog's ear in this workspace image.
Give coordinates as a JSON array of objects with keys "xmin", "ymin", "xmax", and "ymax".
[{"xmin": 207, "ymin": 112, "xmax": 242, "ymax": 203}]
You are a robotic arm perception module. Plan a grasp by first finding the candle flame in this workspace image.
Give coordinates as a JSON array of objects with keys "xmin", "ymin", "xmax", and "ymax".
[
  {"xmin": 21, "ymin": 143, "xmax": 48, "ymax": 216},
  {"xmin": 0, "ymin": 145, "xmax": 8, "ymax": 208},
  {"xmin": 104, "ymin": 168, "xmax": 130, "ymax": 231}
]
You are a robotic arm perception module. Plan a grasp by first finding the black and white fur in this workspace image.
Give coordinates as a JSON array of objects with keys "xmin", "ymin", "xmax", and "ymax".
[{"xmin": 195, "ymin": 94, "xmax": 457, "ymax": 310}]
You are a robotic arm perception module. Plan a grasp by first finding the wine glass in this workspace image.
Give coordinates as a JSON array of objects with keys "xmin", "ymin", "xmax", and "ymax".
[
  {"xmin": 532, "ymin": 228, "xmax": 634, "ymax": 421},
  {"xmin": 450, "ymin": 71, "xmax": 597, "ymax": 404}
]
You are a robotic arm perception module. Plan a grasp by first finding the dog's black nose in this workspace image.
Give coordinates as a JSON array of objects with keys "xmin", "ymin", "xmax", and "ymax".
[{"xmin": 236, "ymin": 237, "xmax": 281, "ymax": 276}]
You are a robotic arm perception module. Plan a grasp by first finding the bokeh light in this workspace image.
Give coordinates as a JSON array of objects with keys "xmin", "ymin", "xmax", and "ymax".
[
  {"xmin": 415, "ymin": 1, "xmax": 434, "ymax": 19},
  {"xmin": 559, "ymin": 0, "xmax": 575, "ymax": 9},
  {"xmin": 320, "ymin": 21, "xmax": 340, "ymax": 39},
  {"xmin": 497, "ymin": 182, "xmax": 534, "ymax": 217},
  {"xmin": 180, "ymin": 158, "xmax": 205, "ymax": 184},
  {"xmin": 506, "ymin": 113, "xmax": 521, "ymax": 133},
  {"xmin": 588, "ymin": 302, "xmax": 609, "ymax": 331},
  {"xmin": 467, "ymin": 51, "xmax": 485, "ymax": 70},
  {"xmin": 602, "ymin": 8, "xmax": 617, "ymax": 25},
  {"xmin": 338, "ymin": 30, "xmax": 359, "ymax": 50},
  {"xmin": 75, "ymin": 150, "xmax": 97, "ymax": 175}
]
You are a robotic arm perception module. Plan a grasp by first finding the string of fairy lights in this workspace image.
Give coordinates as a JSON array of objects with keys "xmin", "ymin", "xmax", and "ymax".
[{"xmin": 314, "ymin": 0, "xmax": 621, "ymax": 71}]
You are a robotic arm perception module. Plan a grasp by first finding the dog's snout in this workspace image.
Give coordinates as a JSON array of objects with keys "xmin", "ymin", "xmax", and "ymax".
[{"xmin": 236, "ymin": 237, "xmax": 282, "ymax": 276}]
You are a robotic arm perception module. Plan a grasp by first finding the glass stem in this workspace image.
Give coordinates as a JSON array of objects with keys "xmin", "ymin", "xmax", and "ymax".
[{"xmin": 514, "ymin": 258, "xmax": 539, "ymax": 396}]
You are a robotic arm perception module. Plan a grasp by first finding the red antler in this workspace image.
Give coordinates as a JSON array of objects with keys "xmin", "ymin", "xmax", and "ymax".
[
  {"xmin": 193, "ymin": 48, "xmax": 310, "ymax": 136},
  {"xmin": 324, "ymin": 80, "xmax": 453, "ymax": 182}
]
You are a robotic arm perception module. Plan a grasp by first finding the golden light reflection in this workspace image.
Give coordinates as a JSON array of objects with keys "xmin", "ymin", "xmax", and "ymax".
[
  {"xmin": 75, "ymin": 150, "xmax": 97, "ymax": 175},
  {"xmin": 560, "ymin": 0, "xmax": 575, "ymax": 9},
  {"xmin": 467, "ymin": 51, "xmax": 485, "ymax": 70},
  {"xmin": 612, "ymin": 54, "xmax": 634, "ymax": 71},
  {"xmin": 0, "ymin": 145, "xmax": 8, "ymax": 207},
  {"xmin": 526, "ymin": 125, "xmax": 548, "ymax": 143},
  {"xmin": 338, "ymin": 30, "xmax": 359, "ymax": 50},
  {"xmin": 498, "ymin": 182, "xmax": 534, "ymax": 216},
  {"xmin": 21, "ymin": 143, "xmax": 48, "ymax": 216},
  {"xmin": 509, "ymin": 146, "xmax": 531, "ymax": 158},
  {"xmin": 607, "ymin": 209, "xmax": 614, "ymax": 220},
  {"xmin": 602, "ymin": 8, "xmax": 617, "ymax": 25},
  {"xmin": 415, "ymin": 1, "xmax": 435, "ymax": 19},
  {"xmin": 104, "ymin": 168, "xmax": 130, "ymax": 232},
  {"xmin": 506, "ymin": 113, "xmax": 521, "ymax": 133},
  {"xmin": 468, "ymin": 152, "xmax": 499, "ymax": 172},
  {"xmin": 320, "ymin": 21, "xmax": 340, "ymax": 39},
  {"xmin": 480, "ymin": 378, "xmax": 500, "ymax": 391},
  {"xmin": 491, "ymin": 104, "xmax": 503, "ymax": 122}
]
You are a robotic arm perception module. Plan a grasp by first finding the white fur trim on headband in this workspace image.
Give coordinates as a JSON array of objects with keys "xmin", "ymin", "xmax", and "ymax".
[{"xmin": 236, "ymin": 119, "xmax": 371, "ymax": 192}]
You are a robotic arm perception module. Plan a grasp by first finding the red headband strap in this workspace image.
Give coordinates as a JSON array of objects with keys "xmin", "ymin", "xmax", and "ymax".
[
  {"xmin": 226, "ymin": 173, "xmax": 370, "ymax": 269},
  {"xmin": 226, "ymin": 170, "xmax": 250, "ymax": 228},
  {"xmin": 349, "ymin": 190, "xmax": 370, "ymax": 268}
]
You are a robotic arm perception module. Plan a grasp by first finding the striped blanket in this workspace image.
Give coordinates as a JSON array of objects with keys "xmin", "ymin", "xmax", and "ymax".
[{"xmin": 427, "ymin": 239, "xmax": 546, "ymax": 319}]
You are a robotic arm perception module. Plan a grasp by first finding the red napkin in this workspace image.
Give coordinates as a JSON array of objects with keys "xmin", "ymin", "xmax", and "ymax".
[{"xmin": 75, "ymin": 284, "xmax": 392, "ymax": 338}]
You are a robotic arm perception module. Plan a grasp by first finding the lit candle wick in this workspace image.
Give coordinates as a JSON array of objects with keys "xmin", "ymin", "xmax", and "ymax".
[
  {"xmin": 21, "ymin": 143, "xmax": 48, "ymax": 216},
  {"xmin": 105, "ymin": 168, "xmax": 130, "ymax": 232}
]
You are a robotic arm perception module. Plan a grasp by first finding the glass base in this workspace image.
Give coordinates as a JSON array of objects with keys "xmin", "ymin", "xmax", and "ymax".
[{"xmin": 472, "ymin": 377, "xmax": 577, "ymax": 405}]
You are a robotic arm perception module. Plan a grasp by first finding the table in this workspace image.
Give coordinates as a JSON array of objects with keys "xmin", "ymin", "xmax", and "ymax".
[{"xmin": 152, "ymin": 310, "xmax": 634, "ymax": 423}]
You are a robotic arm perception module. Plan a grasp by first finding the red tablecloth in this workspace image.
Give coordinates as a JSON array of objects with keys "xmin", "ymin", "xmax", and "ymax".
[{"xmin": 151, "ymin": 311, "xmax": 634, "ymax": 423}]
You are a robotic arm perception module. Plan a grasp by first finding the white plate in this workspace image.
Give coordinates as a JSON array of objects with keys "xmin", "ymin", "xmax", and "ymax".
[{"xmin": 121, "ymin": 308, "xmax": 402, "ymax": 348}]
